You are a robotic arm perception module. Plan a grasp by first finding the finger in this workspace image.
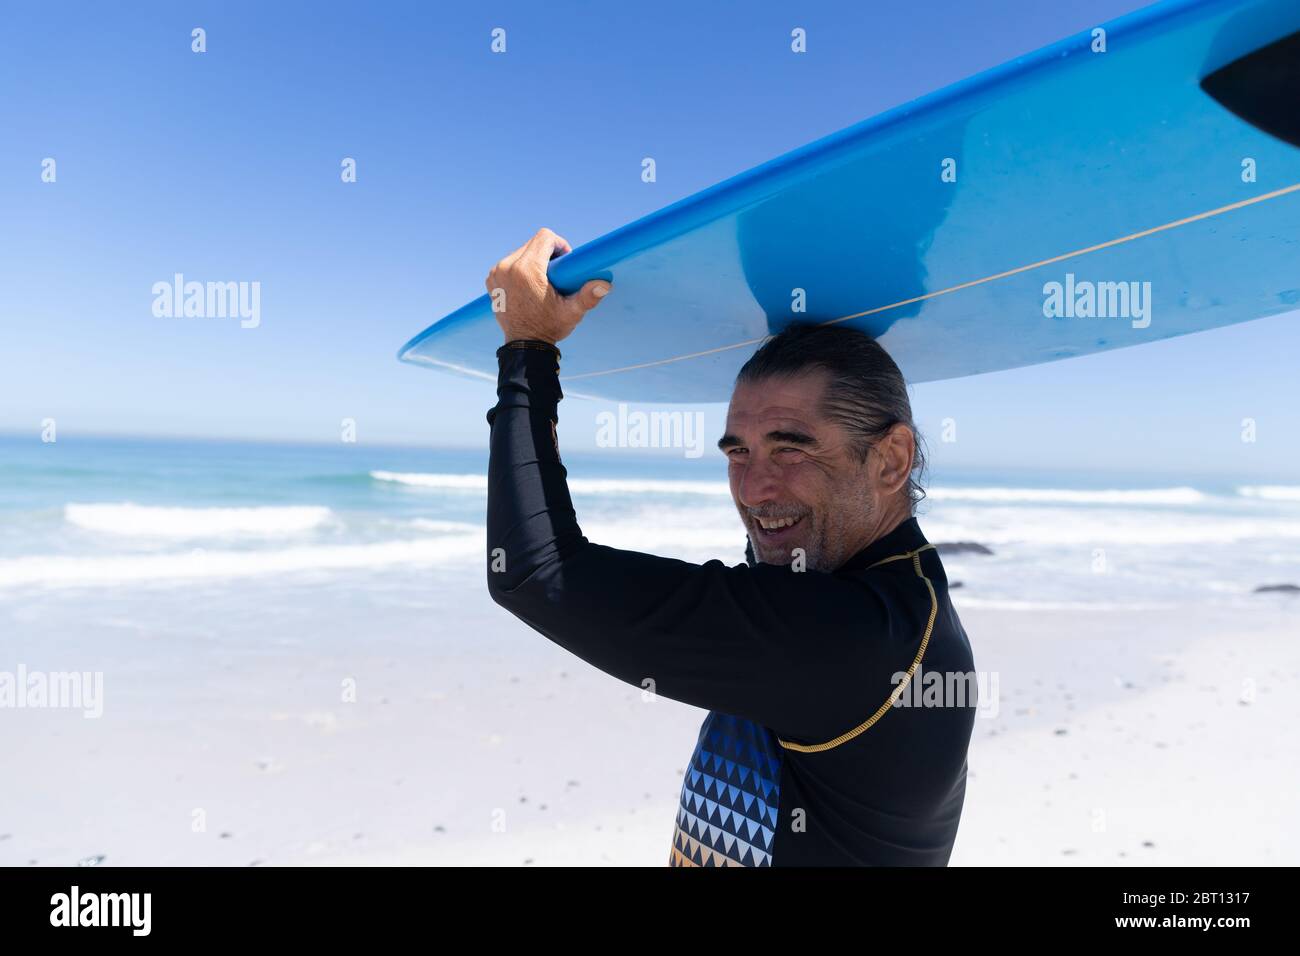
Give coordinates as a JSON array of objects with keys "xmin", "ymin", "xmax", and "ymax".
[
  {"xmin": 496, "ymin": 242, "xmax": 529, "ymax": 274},
  {"xmin": 563, "ymin": 279, "xmax": 612, "ymax": 316},
  {"xmin": 499, "ymin": 227, "xmax": 549, "ymax": 273},
  {"xmin": 522, "ymin": 228, "xmax": 569, "ymax": 269}
]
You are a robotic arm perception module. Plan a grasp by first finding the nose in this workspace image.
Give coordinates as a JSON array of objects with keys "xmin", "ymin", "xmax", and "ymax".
[{"xmin": 734, "ymin": 455, "xmax": 783, "ymax": 510}]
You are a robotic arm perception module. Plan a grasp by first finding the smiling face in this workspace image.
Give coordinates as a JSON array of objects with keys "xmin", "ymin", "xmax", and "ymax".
[{"xmin": 720, "ymin": 370, "xmax": 914, "ymax": 571}]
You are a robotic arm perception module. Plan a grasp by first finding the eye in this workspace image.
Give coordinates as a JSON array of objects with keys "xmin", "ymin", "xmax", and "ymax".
[{"xmin": 725, "ymin": 447, "xmax": 748, "ymax": 459}]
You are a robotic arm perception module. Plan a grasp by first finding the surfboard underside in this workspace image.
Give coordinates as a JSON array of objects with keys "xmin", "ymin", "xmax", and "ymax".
[{"xmin": 400, "ymin": 0, "xmax": 1300, "ymax": 402}]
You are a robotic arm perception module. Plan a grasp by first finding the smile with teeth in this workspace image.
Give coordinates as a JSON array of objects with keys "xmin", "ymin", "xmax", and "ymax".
[{"xmin": 755, "ymin": 515, "xmax": 804, "ymax": 532}]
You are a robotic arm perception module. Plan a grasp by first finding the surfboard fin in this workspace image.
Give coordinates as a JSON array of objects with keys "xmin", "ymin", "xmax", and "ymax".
[{"xmin": 1201, "ymin": 30, "xmax": 1300, "ymax": 148}]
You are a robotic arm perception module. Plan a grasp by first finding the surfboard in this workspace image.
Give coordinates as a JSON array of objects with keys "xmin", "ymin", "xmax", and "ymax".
[{"xmin": 399, "ymin": 0, "xmax": 1300, "ymax": 402}]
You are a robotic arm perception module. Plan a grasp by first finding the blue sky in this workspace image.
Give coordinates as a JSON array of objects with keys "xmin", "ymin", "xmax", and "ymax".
[{"xmin": 1, "ymin": 0, "xmax": 1297, "ymax": 479}]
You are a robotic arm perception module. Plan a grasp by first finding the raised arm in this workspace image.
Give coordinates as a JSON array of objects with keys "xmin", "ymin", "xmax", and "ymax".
[{"xmin": 481, "ymin": 231, "xmax": 926, "ymax": 743}]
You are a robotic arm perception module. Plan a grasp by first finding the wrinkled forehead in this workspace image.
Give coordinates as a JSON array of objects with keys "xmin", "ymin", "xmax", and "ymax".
[{"xmin": 725, "ymin": 370, "xmax": 831, "ymax": 435}]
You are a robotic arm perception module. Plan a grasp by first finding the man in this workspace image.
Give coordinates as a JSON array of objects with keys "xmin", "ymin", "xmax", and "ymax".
[{"xmin": 485, "ymin": 228, "xmax": 976, "ymax": 866}]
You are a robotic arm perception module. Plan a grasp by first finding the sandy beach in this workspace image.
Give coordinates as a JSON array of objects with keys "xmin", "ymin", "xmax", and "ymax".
[{"xmin": 3, "ymin": 560, "xmax": 1295, "ymax": 867}]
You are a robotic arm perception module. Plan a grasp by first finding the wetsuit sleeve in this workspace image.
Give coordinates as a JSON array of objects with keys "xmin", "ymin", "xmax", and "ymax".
[{"xmin": 485, "ymin": 347, "xmax": 911, "ymax": 744}]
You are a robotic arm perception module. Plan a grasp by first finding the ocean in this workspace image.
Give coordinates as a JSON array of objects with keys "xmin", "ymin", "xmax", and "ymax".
[
  {"xmin": 2, "ymin": 433, "xmax": 1299, "ymax": 610},
  {"xmin": 3, "ymin": 432, "xmax": 1299, "ymax": 869}
]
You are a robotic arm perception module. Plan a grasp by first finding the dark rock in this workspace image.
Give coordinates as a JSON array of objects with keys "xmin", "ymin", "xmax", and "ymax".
[
  {"xmin": 1254, "ymin": 583, "xmax": 1300, "ymax": 594},
  {"xmin": 935, "ymin": 541, "xmax": 994, "ymax": 556}
]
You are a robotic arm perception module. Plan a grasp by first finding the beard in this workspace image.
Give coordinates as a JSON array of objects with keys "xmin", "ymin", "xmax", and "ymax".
[
  {"xmin": 747, "ymin": 513, "xmax": 821, "ymax": 569},
  {"xmin": 740, "ymin": 484, "xmax": 875, "ymax": 572}
]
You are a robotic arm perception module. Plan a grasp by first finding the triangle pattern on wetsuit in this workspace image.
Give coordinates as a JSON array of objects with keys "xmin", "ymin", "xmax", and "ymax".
[{"xmin": 669, "ymin": 712, "xmax": 783, "ymax": 867}]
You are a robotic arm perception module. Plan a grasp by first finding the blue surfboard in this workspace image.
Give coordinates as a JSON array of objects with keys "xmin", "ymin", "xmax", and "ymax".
[{"xmin": 400, "ymin": 0, "xmax": 1300, "ymax": 402}]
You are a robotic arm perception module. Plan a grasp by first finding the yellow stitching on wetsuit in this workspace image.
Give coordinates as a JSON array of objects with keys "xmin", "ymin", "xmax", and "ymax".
[{"xmin": 776, "ymin": 543, "xmax": 938, "ymax": 754}]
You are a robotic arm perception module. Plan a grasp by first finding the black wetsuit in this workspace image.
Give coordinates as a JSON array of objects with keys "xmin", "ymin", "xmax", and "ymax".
[{"xmin": 486, "ymin": 346, "xmax": 977, "ymax": 866}]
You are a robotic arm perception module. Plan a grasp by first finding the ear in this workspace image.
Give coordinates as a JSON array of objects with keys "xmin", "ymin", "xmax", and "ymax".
[{"xmin": 873, "ymin": 423, "xmax": 915, "ymax": 496}]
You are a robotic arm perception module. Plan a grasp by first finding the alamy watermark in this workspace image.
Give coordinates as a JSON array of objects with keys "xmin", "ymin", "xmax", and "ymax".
[
  {"xmin": 50, "ymin": 886, "xmax": 150, "ymax": 936},
  {"xmin": 596, "ymin": 403, "xmax": 707, "ymax": 459},
  {"xmin": 0, "ymin": 665, "xmax": 103, "ymax": 718},
  {"xmin": 890, "ymin": 664, "xmax": 999, "ymax": 718},
  {"xmin": 1042, "ymin": 273, "xmax": 1151, "ymax": 329},
  {"xmin": 152, "ymin": 273, "xmax": 261, "ymax": 328}
]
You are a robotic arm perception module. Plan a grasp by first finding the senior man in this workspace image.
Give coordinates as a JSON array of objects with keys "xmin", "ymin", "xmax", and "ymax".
[{"xmin": 484, "ymin": 229, "xmax": 976, "ymax": 866}]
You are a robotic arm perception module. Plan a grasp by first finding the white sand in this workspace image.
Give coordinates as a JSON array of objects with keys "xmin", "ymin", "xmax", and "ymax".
[{"xmin": 1, "ymin": 578, "xmax": 1296, "ymax": 866}]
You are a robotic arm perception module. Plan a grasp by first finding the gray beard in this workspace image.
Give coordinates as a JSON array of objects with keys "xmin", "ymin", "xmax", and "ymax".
[
  {"xmin": 745, "ymin": 528, "xmax": 829, "ymax": 571},
  {"xmin": 744, "ymin": 499, "xmax": 873, "ymax": 572}
]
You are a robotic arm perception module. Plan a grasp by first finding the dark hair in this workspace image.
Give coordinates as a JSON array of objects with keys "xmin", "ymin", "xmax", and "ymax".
[{"xmin": 735, "ymin": 324, "xmax": 927, "ymax": 512}]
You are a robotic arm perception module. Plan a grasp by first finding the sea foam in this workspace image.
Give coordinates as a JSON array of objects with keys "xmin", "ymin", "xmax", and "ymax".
[
  {"xmin": 924, "ymin": 486, "xmax": 1206, "ymax": 505},
  {"xmin": 0, "ymin": 534, "xmax": 483, "ymax": 588},
  {"xmin": 371, "ymin": 470, "xmax": 729, "ymax": 496},
  {"xmin": 1238, "ymin": 485, "xmax": 1300, "ymax": 501},
  {"xmin": 65, "ymin": 503, "xmax": 335, "ymax": 537}
]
